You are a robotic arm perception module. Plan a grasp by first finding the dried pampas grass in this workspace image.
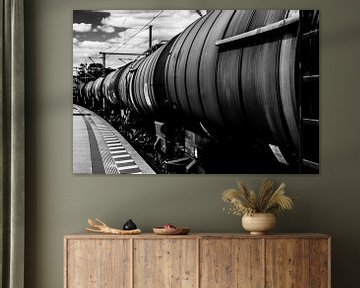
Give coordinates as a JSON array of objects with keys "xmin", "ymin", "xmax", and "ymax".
[{"xmin": 222, "ymin": 179, "xmax": 294, "ymax": 216}]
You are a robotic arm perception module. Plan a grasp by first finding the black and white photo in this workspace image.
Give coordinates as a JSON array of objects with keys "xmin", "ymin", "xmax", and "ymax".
[{"xmin": 73, "ymin": 10, "xmax": 319, "ymax": 174}]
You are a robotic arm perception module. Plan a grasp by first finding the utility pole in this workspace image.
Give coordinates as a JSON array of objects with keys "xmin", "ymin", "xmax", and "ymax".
[
  {"xmin": 102, "ymin": 53, "xmax": 106, "ymax": 71},
  {"xmin": 149, "ymin": 25, "xmax": 153, "ymax": 49}
]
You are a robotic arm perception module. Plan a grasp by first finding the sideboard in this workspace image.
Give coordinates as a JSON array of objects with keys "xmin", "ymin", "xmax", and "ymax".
[{"xmin": 64, "ymin": 233, "xmax": 330, "ymax": 288}]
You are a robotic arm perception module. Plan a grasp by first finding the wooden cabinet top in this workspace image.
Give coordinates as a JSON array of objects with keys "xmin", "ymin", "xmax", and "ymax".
[{"xmin": 64, "ymin": 232, "xmax": 330, "ymax": 240}]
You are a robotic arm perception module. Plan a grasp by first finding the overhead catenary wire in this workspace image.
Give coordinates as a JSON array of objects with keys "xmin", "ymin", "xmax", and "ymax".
[
  {"xmin": 101, "ymin": 10, "xmax": 133, "ymax": 53},
  {"xmin": 107, "ymin": 10, "xmax": 201, "ymax": 54},
  {"xmin": 87, "ymin": 10, "xmax": 164, "ymax": 69},
  {"xmin": 78, "ymin": 10, "xmax": 162, "ymax": 67},
  {"xmin": 77, "ymin": 11, "xmax": 135, "ymax": 63},
  {"xmin": 75, "ymin": 10, "xmax": 201, "ymax": 70},
  {"xmin": 108, "ymin": 10, "xmax": 164, "ymax": 53}
]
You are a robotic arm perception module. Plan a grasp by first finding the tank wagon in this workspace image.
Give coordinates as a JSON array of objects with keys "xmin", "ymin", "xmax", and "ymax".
[{"xmin": 74, "ymin": 10, "xmax": 319, "ymax": 173}]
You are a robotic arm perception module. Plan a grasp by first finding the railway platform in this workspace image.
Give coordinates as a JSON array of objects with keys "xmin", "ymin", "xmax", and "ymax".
[{"xmin": 73, "ymin": 105, "xmax": 155, "ymax": 174}]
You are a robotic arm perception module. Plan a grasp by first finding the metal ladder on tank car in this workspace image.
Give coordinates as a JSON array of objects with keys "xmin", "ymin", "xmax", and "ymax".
[{"xmin": 298, "ymin": 10, "xmax": 320, "ymax": 173}]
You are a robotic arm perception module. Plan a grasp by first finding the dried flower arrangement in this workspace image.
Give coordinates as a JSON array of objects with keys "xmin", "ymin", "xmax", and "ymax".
[{"xmin": 222, "ymin": 179, "xmax": 294, "ymax": 216}]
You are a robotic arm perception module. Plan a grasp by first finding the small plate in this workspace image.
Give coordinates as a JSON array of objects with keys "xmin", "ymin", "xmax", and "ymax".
[{"xmin": 153, "ymin": 227, "xmax": 190, "ymax": 235}]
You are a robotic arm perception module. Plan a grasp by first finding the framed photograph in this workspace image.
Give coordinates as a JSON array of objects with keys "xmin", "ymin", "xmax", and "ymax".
[{"xmin": 73, "ymin": 10, "xmax": 319, "ymax": 175}]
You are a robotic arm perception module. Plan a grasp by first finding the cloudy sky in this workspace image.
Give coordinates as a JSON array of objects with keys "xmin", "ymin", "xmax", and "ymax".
[{"xmin": 73, "ymin": 10, "xmax": 202, "ymax": 70}]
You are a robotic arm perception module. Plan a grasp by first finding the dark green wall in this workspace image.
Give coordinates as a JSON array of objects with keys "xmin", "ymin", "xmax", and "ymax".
[{"xmin": 25, "ymin": 0, "xmax": 360, "ymax": 287}]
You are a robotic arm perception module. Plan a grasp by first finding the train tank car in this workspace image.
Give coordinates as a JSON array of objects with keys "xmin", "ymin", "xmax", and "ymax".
[
  {"xmin": 91, "ymin": 76, "xmax": 104, "ymax": 110},
  {"xmin": 83, "ymin": 80, "xmax": 94, "ymax": 107},
  {"xmin": 118, "ymin": 57, "xmax": 146, "ymax": 115},
  {"xmin": 77, "ymin": 82, "xmax": 86, "ymax": 105},
  {"xmin": 164, "ymin": 10, "xmax": 302, "ymax": 163},
  {"xmin": 131, "ymin": 37, "xmax": 178, "ymax": 120},
  {"xmin": 92, "ymin": 77, "xmax": 104, "ymax": 102},
  {"xmin": 102, "ymin": 71, "xmax": 118, "ymax": 105}
]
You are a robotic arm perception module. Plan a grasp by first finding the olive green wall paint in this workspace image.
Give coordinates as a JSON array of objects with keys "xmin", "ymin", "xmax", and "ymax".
[{"xmin": 24, "ymin": 0, "xmax": 360, "ymax": 287}]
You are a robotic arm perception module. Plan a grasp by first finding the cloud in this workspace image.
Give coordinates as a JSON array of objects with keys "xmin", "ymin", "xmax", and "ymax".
[
  {"xmin": 73, "ymin": 23, "xmax": 92, "ymax": 32},
  {"xmin": 73, "ymin": 41, "xmax": 111, "ymax": 67},
  {"xmin": 73, "ymin": 40, "xmax": 137, "ymax": 69},
  {"xmin": 73, "ymin": 11, "xmax": 111, "ymax": 27},
  {"xmin": 99, "ymin": 10, "xmax": 200, "ymax": 53},
  {"xmin": 73, "ymin": 10, "xmax": 201, "ymax": 68},
  {"xmin": 97, "ymin": 25, "xmax": 115, "ymax": 33},
  {"xmin": 101, "ymin": 10, "xmax": 198, "ymax": 31},
  {"xmin": 73, "ymin": 38, "xmax": 78, "ymax": 44},
  {"xmin": 78, "ymin": 41, "xmax": 110, "ymax": 49}
]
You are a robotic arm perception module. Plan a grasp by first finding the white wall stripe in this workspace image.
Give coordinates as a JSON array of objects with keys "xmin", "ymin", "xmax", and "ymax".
[
  {"xmin": 115, "ymin": 160, "xmax": 134, "ymax": 164},
  {"xmin": 132, "ymin": 172, "xmax": 143, "ymax": 174},
  {"xmin": 109, "ymin": 147, "xmax": 126, "ymax": 151},
  {"xmin": 107, "ymin": 143, "xmax": 123, "ymax": 147},
  {"xmin": 110, "ymin": 150, "xmax": 128, "ymax": 154},
  {"xmin": 117, "ymin": 165, "xmax": 139, "ymax": 171},
  {"xmin": 113, "ymin": 154, "xmax": 131, "ymax": 159}
]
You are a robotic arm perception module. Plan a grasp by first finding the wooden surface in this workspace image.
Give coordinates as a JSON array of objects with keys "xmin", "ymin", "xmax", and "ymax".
[
  {"xmin": 134, "ymin": 239, "xmax": 197, "ymax": 288},
  {"xmin": 265, "ymin": 239, "xmax": 311, "ymax": 287},
  {"xmin": 200, "ymin": 239, "xmax": 264, "ymax": 288},
  {"xmin": 65, "ymin": 232, "xmax": 330, "ymax": 239},
  {"xmin": 64, "ymin": 233, "xmax": 330, "ymax": 288},
  {"xmin": 65, "ymin": 239, "xmax": 131, "ymax": 288},
  {"xmin": 309, "ymin": 239, "xmax": 331, "ymax": 288}
]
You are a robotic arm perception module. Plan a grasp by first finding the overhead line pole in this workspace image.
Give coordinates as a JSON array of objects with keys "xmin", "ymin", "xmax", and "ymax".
[{"xmin": 149, "ymin": 25, "xmax": 153, "ymax": 49}]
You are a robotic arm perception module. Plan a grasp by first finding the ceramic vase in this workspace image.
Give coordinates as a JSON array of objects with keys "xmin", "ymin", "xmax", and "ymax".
[{"xmin": 242, "ymin": 213, "xmax": 276, "ymax": 235}]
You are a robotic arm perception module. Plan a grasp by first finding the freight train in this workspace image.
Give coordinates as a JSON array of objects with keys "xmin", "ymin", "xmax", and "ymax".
[{"xmin": 73, "ymin": 10, "xmax": 319, "ymax": 174}]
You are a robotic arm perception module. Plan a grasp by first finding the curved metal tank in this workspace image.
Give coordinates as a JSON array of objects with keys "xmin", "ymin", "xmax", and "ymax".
[
  {"xmin": 92, "ymin": 77, "xmax": 104, "ymax": 102},
  {"xmin": 164, "ymin": 10, "xmax": 300, "ymax": 151},
  {"xmin": 77, "ymin": 83, "xmax": 86, "ymax": 102},
  {"xmin": 84, "ymin": 80, "xmax": 94, "ymax": 102},
  {"xmin": 131, "ymin": 37, "xmax": 178, "ymax": 119},
  {"xmin": 118, "ymin": 57, "xmax": 146, "ymax": 114},
  {"xmin": 102, "ymin": 67, "xmax": 127, "ymax": 105},
  {"xmin": 118, "ymin": 64, "xmax": 132, "ymax": 108},
  {"xmin": 102, "ymin": 71, "xmax": 116, "ymax": 104}
]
